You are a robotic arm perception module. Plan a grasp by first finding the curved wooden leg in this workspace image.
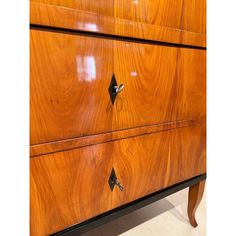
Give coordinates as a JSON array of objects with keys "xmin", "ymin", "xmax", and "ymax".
[{"xmin": 188, "ymin": 180, "xmax": 206, "ymax": 227}]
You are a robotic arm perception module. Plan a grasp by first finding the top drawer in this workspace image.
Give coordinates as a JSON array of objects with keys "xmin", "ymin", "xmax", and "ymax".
[
  {"xmin": 30, "ymin": 30, "xmax": 206, "ymax": 145},
  {"xmin": 31, "ymin": 0, "xmax": 206, "ymax": 34}
]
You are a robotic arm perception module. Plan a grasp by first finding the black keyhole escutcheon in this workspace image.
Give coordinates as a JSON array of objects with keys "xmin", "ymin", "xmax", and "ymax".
[{"xmin": 108, "ymin": 74, "xmax": 124, "ymax": 104}]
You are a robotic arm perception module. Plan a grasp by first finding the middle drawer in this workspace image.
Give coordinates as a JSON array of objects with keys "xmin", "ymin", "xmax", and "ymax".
[{"xmin": 30, "ymin": 30, "xmax": 206, "ymax": 144}]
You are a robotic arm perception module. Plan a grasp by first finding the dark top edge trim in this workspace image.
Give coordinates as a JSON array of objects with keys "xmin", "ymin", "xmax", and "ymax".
[{"xmin": 30, "ymin": 24, "xmax": 207, "ymax": 50}]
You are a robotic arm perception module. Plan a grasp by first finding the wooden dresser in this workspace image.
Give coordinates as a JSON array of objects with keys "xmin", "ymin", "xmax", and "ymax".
[{"xmin": 30, "ymin": 1, "xmax": 206, "ymax": 235}]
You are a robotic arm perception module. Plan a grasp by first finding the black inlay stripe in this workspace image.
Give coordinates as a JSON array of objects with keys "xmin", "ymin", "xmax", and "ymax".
[{"xmin": 30, "ymin": 24, "xmax": 206, "ymax": 50}]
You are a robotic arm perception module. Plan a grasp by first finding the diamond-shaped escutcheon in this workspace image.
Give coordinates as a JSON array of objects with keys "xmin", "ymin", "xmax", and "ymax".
[
  {"xmin": 108, "ymin": 168, "xmax": 117, "ymax": 191},
  {"xmin": 108, "ymin": 74, "xmax": 118, "ymax": 104}
]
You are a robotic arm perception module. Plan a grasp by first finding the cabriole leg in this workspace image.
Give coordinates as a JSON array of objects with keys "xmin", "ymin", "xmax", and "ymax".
[{"xmin": 188, "ymin": 180, "xmax": 206, "ymax": 227}]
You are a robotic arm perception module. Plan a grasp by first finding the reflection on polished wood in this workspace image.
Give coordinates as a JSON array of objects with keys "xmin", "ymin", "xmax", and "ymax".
[
  {"xmin": 119, "ymin": 0, "xmax": 206, "ymax": 35},
  {"xmin": 30, "ymin": 30, "xmax": 206, "ymax": 145},
  {"xmin": 30, "ymin": 125, "xmax": 206, "ymax": 235},
  {"xmin": 30, "ymin": 29, "xmax": 114, "ymax": 145},
  {"xmin": 30, "ymin": 0, "xmax": 206, "ymax": 234},
  {"xmin": 113, "ymin": 41, "xmax": 206, "ymax": 128},
  {"xmin": 30, "ymin": 2, "xmax": 206, "ymax": 47},
  {"xmin": 31, "ymin": 0, "xmax": 206, "ymax": 35},
  {"xmin": 30, "ymin": 0, "xmax": 114, "ymax": 16},
  {"xmin": 115, "ymin": 0, "xmax": 183, "ymax": 29}
]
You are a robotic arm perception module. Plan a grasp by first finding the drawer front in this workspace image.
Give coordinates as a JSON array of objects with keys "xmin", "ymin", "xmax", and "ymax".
[
  {"xmin": 113, "ymin": 41, "xmax": 206, "ymax": 129},
  {"xmin": 31, "ymin": 0, "xmax": 206, "ymax": 34},
  {"xmin": 30, "ymin": 144, "xmax": 114, "ymax": 236},
  {"xmin": 31, "ymin": 30, "xmax": 206, "ymax": 144},
  {"xmin": 112, "ymin": 124, "xmax": 206, "ymax": 209},
  {"xmin": 30, "ymin": 30, "xmax": 114, "ymax": 144},
  {"xmin": 30, "ymin": 125, "xmax": 206, "ymax": 235}
]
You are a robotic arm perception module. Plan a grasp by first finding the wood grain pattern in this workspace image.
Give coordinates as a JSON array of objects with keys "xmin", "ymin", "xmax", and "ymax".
[
  {"xmin": 30, "ymin": 143, "xmax": 114, "ymax": 236},
  {"xmin": 30, "ymin": 119, "xmax": 203, "ymax": 157},
  {"xmin": 31, "ymin": 0, "xmax": 206, "ymax": 35},
  {"xmin": 188, "ymin": 180, "xmax": 206, "ymax": 227},
  {"xmin": 173, "ymin": 47, "xmax": 206, "ymax": 121},
  {"xmin": 113, "ymin": 41, "xmax": 206, "ymax": 127},
  {"xmin": 115, "ymin": 0, "xmax": 183, "ymax": 30},
  {"xmin": 112, "ymin": 124, "xmax": 206, "ymax": 208},
  {"xmin": 31, "ymin": 0, "xmax": 114, "ymax": 16},
  {"xmin": 30, "ymin": 0, "xmax": 206, "ymax": 234},
  {"xmin": 30, "ymin": 2, "xmax": 206, "ymax": 47},
  {"xmin": 30, "ymin": 30, "xmax": 206, "ymax": 145},
  {"xmin": 30, "ymin": 29, "xmax": 114, "ymax": 144},
  {"xmin": 182, "ymin": 0, "xmax": 206, "ymax": 34},
  {"xmin": 30, "ymin": 124, "xmax": 206, "ymax": 235}
]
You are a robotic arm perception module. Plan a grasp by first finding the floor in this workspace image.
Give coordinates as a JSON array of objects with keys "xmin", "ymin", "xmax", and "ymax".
[{"xmin": 82, "ymin": 188, "xmax": 206, "ymax": 236}]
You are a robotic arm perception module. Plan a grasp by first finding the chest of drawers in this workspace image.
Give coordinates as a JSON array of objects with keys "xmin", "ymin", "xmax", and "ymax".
[{"xmin": 30, "ymin": 1, "xmax": 206, "ymax": 235}]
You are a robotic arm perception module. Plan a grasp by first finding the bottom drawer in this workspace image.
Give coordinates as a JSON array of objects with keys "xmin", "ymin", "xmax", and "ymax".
[{"xmin": 30, "ymin": 125, "xmax": 206, "ymax": 236}]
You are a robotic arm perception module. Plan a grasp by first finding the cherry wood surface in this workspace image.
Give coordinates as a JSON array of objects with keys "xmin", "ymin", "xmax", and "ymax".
[
  {"xmin": 30, "ymin": 124, "xmax": 206, "ymax": 235},
  {"xmin": 112, "ymin": 125, "xmax": 206, "ymax": 209},
  {"xmin": 30, "ymin": 119, "xmax": 203, "ymax": 157},
  {"xmin": 30, "ymin": 142, "xmax": 114, "ymax": 236},
  {"xmin": 115, "ymin": 0, "xmax": 183, "ymax": 30},
  {"xmin": 30, "ymin": 29, "xmax": 114, "ymax": 144},
  {"xmin": 30, "ymin": 0, "xmax": 206, "ymax": 234},
  {"xmin": 30, "ymin": 2, "xmax": 206, "ymax": 47},
  {"xmin": 188, "ymin": 180, "xmax": 206, "ymax": 227},
  {"xmin": 30, "ymin": 29, "xmax": 206, "ymax": 145},
  {"xmin": 31, "ymin": 0, "xmax": 206, "ymax": 35},
  {"xmin": 113, "ymin": 40, "xmax": 206, "ymax": 126},
  {"xmin": 31, "ymin": 0, "xmax": 114, "ymax": 16},
  {"xmin": 182, "ymin": 0, "xmax": 206, "ymax": 34}
]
